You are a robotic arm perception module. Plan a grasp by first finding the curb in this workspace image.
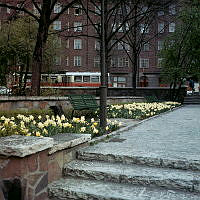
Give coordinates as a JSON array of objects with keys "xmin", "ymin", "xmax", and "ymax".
[{"xmin": 89, "ymin": 105, "xmax": 183, "ymax": 144}]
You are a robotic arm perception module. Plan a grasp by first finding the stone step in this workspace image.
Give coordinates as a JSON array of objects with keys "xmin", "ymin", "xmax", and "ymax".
[
  {"xmin": 64, "ymin": 160, "xmax": 200, "ymax": 193},
  {"xmin": 77, "ymin": 149, "xmax": 200, "ymax": 171},
  {"xmin": 48, "ymin": 177, "xmax": 200, "ymax": 200}
]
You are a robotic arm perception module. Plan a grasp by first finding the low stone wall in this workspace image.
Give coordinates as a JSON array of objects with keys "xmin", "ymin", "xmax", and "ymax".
[
  {"xmin": 0, "ymin": 134, "xmax": 91, "ymax": 200},
  {"xmin": 0, "ymin": 96, "xmax": 144, "ymax": 112}
]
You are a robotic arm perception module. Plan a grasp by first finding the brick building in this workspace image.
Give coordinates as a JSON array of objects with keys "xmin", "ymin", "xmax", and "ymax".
[{"xmin": 0, "ymin": 1, "xmax": 178, "ymax": 88}]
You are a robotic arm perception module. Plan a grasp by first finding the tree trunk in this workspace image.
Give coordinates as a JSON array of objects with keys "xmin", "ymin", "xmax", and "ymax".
[
  {"xmin": 31, "ymin": 1, "xmax": 50, "ymax": 96},
  {"xmin": 99, "ymin": 0, "xmax": 107, "ymax": 131}
]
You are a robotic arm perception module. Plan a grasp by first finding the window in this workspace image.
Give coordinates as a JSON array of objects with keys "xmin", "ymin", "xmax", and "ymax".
[
  {"xmin": 66, "ymin": 22, "xmax": 70, "ymax": 31},
  {"xmin": 140, "ymin": 24, "xmax": 149, "ymax": 33},
  {"xmin": 169, "ymin": 22, "xmax": 175, "ymax": 32},
  {"xmin": 158, "ymin": 10, "xmax": 164, "ymax": 16},
  {"xmin": 74, "ymin": 56, "xmax": 81, "ymax": 66},
  {"xmin": 113, "ymin": 76, "xmax": 126, "ymax": 87},
  {"xmin": 95, "ymin": 23, "xmax": 101, "ymax": 33},
  {"xmin": 94, "ymin": 56, "xmax": 100, "ymax": 68},
  {"xmin": 53, "ymin": 21, "xmax": 61, "ymax": 30},
  {"xmin": 17, "ymin": 4, "xmax": 24, "ymax": 15},
  {"xmin": 33, "ymin": 4, "xmax": 41, "ymax": 15},
  {"xmin": 158, "ymin": 40, "xmax": 164, "ymax": 50},
  {"xmin": 118, "ymin": 23, "xmax": 123, "ymax": 32},
  {"xmin": 117, "ymin": 42, "xmax": 130, "ymax": 50},
  {"xmin": 54, "ymin": 56, "xmax": 61, "ymax": 65},
  {"xmin": 112, "ymin": 23, "xmax": 117, "ymax": 32},
  {"xmin": 54, "ymin": 3, "xmax": 62, "ymax": 13},
  {"xmin": 66, "ymin": 56, "xmax": 69, "ymax": 66},
  {"xmin": 74, "ymin": 76, "xmax": 82, "ymax": 82},
  {"xmin": 66, "ymin": 39, "xmax": 69, "ymax": 48},
  {"xmin": 74, "ymin": 22, "xmax": 83, "ymax": 32},
  {"xmin": 7, "ymin": 4, "xmax": 10, "ymax": 14},
  {"xmin": 169, "ymin": 4, "xmax": 176, "ymax": 15},
  {"xmin": 157, "ymin": 58, "xmax": 163, "ymax": 68},
  {"xmin": 158, "ymin": 22, "xmax": 164, "ymax": 33},
  {"xmin": 140, "ymin": 58, "xmax": 149, "ymax": 68},
  {"xmin": 141, "ymin": 6, "xmax": 148, "ymax": 15},
  {"xmin": 95, "ymin": 5, "xmax": 101, "ymax": 15},
  {"xmin": 111, "ymin": 57, "xmax": 129, "ymax": 67},
  {"xmin": 112, "ymin": 23, "xmax": 127, "ymax": 33},
  {"xmin": 53, "ymin": 37, "xmax": 62, "ymax": 48},
  {"xmin": 118, "ymin": 42, "xmax": 124, "ymax": 50},
  {"xmin": 83, "ymin": 76, "xmax": 90, "ymax": 82},
  {"xmin": 74, "ymin": 4, "xmax": 82, "ymax": 15},
  {"xmin": 142, "ymin": 43, "xmax": 150, "ymax": 51},
  {"xmin": 91, "ymin": 76, "xmax": 99, "ymax": 82},
  {"xmin": 95, "ymin": 40, "xmax": 100, "ymax": 50},
  {"xmin": 74, "ymin": 39, "xmax": 82, "ymax": 49}
]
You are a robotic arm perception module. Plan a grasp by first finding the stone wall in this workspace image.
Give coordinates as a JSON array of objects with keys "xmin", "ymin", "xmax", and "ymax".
[
  {"xmin": 0, "ymin": 135, "xmax": 53, "ymax": 200},
  {"xmin": 0, "ymin": 134, "xmax": 91, "ymax": 200},
  {"xmin": 0, "ymin": 96, "xmax": 145, "ymax": 112}
]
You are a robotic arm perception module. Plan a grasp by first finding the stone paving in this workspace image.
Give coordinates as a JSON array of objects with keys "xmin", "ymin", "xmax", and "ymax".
[
  {"xmin": 49, "ymin": 105, "xmax": 200, "ymax": 199},
  {"xmin": 80, "ymin": 105, "xmax": 200, "ymax": 165}
]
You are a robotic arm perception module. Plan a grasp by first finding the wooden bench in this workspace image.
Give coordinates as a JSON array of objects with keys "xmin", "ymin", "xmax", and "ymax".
[{"xmin": 68, "ymin": 94, "xmax": 99, "ymax": 117}]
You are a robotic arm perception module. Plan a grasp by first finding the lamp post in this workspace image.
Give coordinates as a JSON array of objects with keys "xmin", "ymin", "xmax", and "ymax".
[{"xmin": 99, "ymin": 0, "xmax": 107, "ymax": 130}]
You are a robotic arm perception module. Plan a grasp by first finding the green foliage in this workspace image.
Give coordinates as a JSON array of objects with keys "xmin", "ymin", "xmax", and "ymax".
[
  {"xmin": 160, "ymin": 1, "xmax": 200, "ymax": 84},
  {"xmin": 145, "ymin": 96, "xmax": 159, "ymax": 103},
  {"xmin": 0, "ymin": 109, "xmax": 53, "ymax": 119},
  {"xmin": 0, "ymin": 16, "xmax": 59, "ymax": 93}
]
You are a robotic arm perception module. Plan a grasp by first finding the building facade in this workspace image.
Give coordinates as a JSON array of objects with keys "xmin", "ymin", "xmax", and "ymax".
[{"xmin": 0, "ymin": 0, "xmax": 178, "ymax": 88}]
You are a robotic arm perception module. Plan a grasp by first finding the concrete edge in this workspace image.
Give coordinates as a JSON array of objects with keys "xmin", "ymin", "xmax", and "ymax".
[
  {"xmin": 0, "ymin": 135, "xmax": 54, "ymax": 157},
  {"xmin": 49, "ymin": 134, "xmax": 91, "ymax": 155},
  {"xmin": 89, "ymin": 105, "xmax": 183, "ymax": 144}
]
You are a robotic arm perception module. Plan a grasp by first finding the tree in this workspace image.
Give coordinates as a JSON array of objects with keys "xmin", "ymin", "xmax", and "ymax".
[
  {"xmin": 0, "ymin": 0, "xmax": 79, "ymax": 95},
  {"xmin": 160, "ymin": 0, "xmax": 200, "ymax": 100},
  {"xmin": 78, "ymin": 0, "xmax": 139, "ymax": 129},
  {"xmin": 0, "ymin": 16, "xmax": 58, "ymax": 95},
  {"xmin": 116, "ymin": 0, "xmax": 179, "ymax": 95}
]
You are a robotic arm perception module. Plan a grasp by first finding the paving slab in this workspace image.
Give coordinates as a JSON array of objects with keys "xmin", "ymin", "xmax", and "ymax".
[
  {"xmin": 48, "ymin": 177, "xmax": 200, "ymax": 200},
  {"xmin": 78, "ymin": 105, "xmax": 200, "ymax": 169},
  {"xmin": 64, "ymin": 160, "xmax": 200, "ymax": 192}
]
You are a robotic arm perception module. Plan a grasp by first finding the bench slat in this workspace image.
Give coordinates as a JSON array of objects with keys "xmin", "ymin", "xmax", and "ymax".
[{"xmin": 68, "ymin": 95, "xmax": 99, "ymax": 115}]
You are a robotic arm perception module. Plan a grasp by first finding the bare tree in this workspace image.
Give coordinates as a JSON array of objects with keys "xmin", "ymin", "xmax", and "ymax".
[
  {"xmin": 117, "ymin": 0, "xmax": 179, "ymax": 95},
  {"xmin": 76, "ymin": 0, "xmax": 140, "ymax": 129},
  {"xmin": 0, "ymin": 0, "xmax": 79, "ymax": 95}
]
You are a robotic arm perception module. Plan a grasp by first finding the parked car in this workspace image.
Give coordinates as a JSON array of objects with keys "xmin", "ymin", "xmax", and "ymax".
[{"xmin": 0, "ymin": 86, "xmax": 11, "ymax": 95}]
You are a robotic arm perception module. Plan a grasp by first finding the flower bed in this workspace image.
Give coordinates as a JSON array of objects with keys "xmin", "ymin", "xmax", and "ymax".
[
  {"xmin": 0, "ymin": 115, "xmax": 120, "ymax": 138},
  {"xmin": 0, "ymin": 102, "xmax": 181, "ymax": 138},
  {"xmin": 107, "ymin": 101, "xmax": 181, "ymax": 119}
]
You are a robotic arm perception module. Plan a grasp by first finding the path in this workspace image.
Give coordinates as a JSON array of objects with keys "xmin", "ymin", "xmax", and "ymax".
[{"xmin": 49, "ymin": 105, "xmax": 200, "ymax": 200}]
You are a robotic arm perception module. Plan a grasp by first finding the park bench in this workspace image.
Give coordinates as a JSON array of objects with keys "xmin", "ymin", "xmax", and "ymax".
[{"xmin": 68, "ymin": 94, "xmax": 99, "ymax": 117}]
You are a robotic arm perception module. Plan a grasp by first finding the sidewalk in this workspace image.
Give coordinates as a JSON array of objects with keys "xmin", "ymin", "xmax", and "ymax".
[
  {"xmin": 49, "ymin": 105, "xmax": 200, "ymax": 200},
  {"xmin": 85, "ymin": 105, "xmax": 200, "ymax": 164}
]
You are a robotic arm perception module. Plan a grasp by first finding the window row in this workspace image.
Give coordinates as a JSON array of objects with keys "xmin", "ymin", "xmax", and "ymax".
[
  {"xmin": 140, "ymin": 22, "xmax": 175, "ymax": 34},
  {"xmin": 55, "ymin": 56, "xmax": 164, "ymax": 68},
  {"xmin": 52, "ymin": 20, "xmax": 175, "ymax": 33},
  {"xmin": 139, "ymin": 58, "xmax": 163, "ymax": 68},
  {"xmin": 54, "ymin": 56, "xmax": 130, "ymax": 68},
  {"xmin": 0, "ymin": 3, "xmax": 176, "ymax": 17}
]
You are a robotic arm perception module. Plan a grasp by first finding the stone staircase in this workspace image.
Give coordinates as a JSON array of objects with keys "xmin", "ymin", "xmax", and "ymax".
[
  {"xmin": 48, "ymin": 147, "xmax": 200, "ymax": 200},
  {"xmin": 184, "ymin": 94, "xmax": 200, "ymax": 104}
]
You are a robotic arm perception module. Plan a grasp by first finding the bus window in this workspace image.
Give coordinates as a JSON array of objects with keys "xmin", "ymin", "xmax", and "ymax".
[
  {"xmin": 74, "ymin": 76, "xmax": 82, "ymax": 82},
  {"xmin": 83, "ymin": 76, "xmax": 90, "ymax": 82},
  {"xmin": 91, "ymin": 76, "xmax": 99, "ymax": 82}
]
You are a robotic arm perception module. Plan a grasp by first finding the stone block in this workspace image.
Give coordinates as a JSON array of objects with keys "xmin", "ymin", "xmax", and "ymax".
[
  {"xmin": 0, "ymin": 135, "xmax": 53, "ymax": 157},
  {"xmin": 39, "ymin": 150, "xmax": 48, "ymax": 171}
]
